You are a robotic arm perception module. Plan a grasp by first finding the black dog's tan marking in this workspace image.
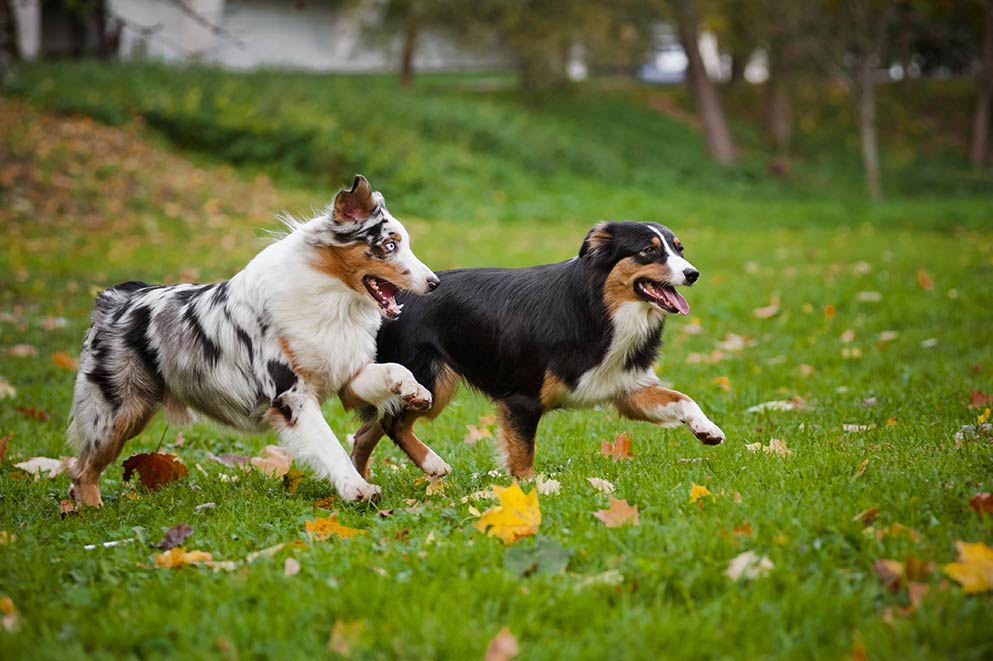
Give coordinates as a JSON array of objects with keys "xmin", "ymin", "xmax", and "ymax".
[{"xmin": 351, "ymin": 221, "xmax": 725, "ymax": 479}]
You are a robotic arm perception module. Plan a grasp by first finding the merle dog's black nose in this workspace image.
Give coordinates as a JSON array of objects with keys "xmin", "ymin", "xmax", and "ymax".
[
  {"xmin": 427, "ymin": 275, "xmax": 441, "ymax": 292},
  {"xmin": 683, "ymin": 268, "xmax": 700, "ymax": 284}
]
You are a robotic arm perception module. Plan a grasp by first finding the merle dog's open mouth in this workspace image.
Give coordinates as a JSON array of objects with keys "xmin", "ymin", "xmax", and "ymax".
[
  {"xmin": 635, "ymin": 278, "xmax": 690, "ymax": 315},
  {"xmin": 363, "ymin": 275, "xmax": 402, "ymax": 318}
]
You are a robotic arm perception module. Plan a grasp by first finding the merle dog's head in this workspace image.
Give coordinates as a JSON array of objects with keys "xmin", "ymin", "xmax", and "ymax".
[
  {"xmin": 306, "ymin": 175, "xmax": 439, "ymax": 319},
  {"xmin": 579, "ymin": 221, "xmax": 699, "ymax": 315}
]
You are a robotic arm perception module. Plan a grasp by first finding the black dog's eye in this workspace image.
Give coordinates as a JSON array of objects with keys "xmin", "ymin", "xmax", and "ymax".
[
  {"xmin": 674, "ymin": 239, "xmax": 684, "ymax": 253},
  {"xmin": 643, "ymin": 245, "xmax": 659, "ymax": 255}
]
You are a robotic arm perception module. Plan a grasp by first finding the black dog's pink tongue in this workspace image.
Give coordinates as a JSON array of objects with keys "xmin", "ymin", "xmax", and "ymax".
[{"xmin": 663, "ymin": 286, "xmax": 690, "ymax": 315}]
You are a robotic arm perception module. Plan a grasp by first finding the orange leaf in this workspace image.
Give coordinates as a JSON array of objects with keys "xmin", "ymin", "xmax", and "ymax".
[
  {"xmin": 249, "ymin": 444, "xmax": 292, "ymax": 477},
  {"xmin": 824, "ymin": 304, "xmax": 836, "ymax": 319},
  {"xmin": 155, "ymin": 547, "xmax": 212, "ymax": 568},
  {"xmin": 969, "ymin": 492, "xmax": 993, "ymax": 516},
  {"xmin": 51, "ymin": 351, "xmax": 79, "ymax": 370},
  {"xmin": 600, "ymin": 432, "xmax": 634, "ymax": 461},
  {"xmin": 916, "ymin": 269, "xmax": 934, "ymax": 291},
  {"xmin": 0, "ymin": 434, "xmax": 10, "ymax": 463},
  {"xmin": 305, "ymin": 514, "xmax": 366, "ymax": 541},
  {"xmin": 122, "ymin": 452, "xmax": 188, "ymax": 490},
  {"xmin": 485, "ymin": 626, "xmax": 520, "ymax": 661},
  {"xmin": 16, "ymin": 406, "xmax": 49, "ymax": 422},
  {"xmin": 464, "ymin": 424, "xmax": 492, "ymax": 444},
  {"xmin": 593, "ymin": 497, "xmax": 640, "ymax": 528},
  {"xmin": 852, "ymin": 506, "xmax": 880, "ymax": 525},
  {"xmin": 689, "ymin": 482, "xmax": 713, "ymax": 503}
]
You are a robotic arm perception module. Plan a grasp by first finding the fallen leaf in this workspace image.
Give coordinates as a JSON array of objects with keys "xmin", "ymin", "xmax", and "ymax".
[
  {"xmin": 122, "ymin": 452, "xmax": 188, "ymax": 490},
  {"xmin": 916, "ymin": 269, "xmax": 934, "ymax": 291},
  {"xmin": 713, "ymin": 376, "xmax": 731, "ymax": 392},
  {"xmin": 840, "ymin": 329, "xmax": 856, "ymax": 343},
  {"xmin": 1, "ymin": 595, "xmax": 20, "ymax": 632},
  {"xmin": 752, "ymin": 295, "xmax": 781, "ymax": 319},
  {"xmin": 377, "ymin": 509, "xmax": 394, "ymax": 518},
  {"xmin": 59, "ymin": 499, "xmax": 79, "ymax": 517},
  {"xmin": 745, "ymin": 399, "xmax": 805, "ymax": 413},
  {"xmin": 746, "ymin": 439, "xmax": 792, "ymax": 455},
  {"xmin": 424, "ymin": 478, "xmax": 446, "ymax": 496},
  {"xmin": 968, "ymin": 392, "xmax": 993, "ymax": 409},
  {"xmin": 305, "ymin": 514, "xmax": 366, "ymax": 541},
  {"xmin": 5, "ymin": 344, "xmax": 37, "ymax": 357},
  {"xmin": 0, "ymin": 531, "xmax": 15, "ymax": 544},
  {"xmin": 250, "ymin": 444, "xmax": 292, "ymax": 477},
  {"xmin": 14, "ymin": 456, "xmax": 75, "ymax": 479},
  {"xmin": 460, "ymin": 487, "xmax": 496, "ymax": 503},
  {"xmin": 464, "ymin": 424, "xmax": 492, "ymax": 444},
  {"xmin": 969, "ymin": 493, "xmax": 993, "ymax": 516},
  {"xmin": 824, "ymin": 304, "xmax": 836, "ymax": 319},
  {"xmin": 733, "ymin": 521, "xmax": 753, "ymax": 537},
  {"xmin": 873, "ymin": 559, "xmax": 905, "ymax": 592},
  {"xmin": 154, "ymin": 523, "xmax": 194, "ymax": 550},
  {"xmin": 206, "ymin": 451, "xmax": 250, "ymax": 468},
  {"xmin": 586, "ymin": 477, "xmax": 615, "ymax": 494},
  {"xmin": 51, "ymin": 351, "xmax": 79, "ymax": 370},
  {"xmin": 474, "ymin": 482, "xmax": 541, "ymax": 544},
  {"xmin": 194, "ymin": 502, "xmax": 216, "ymax": 512},
  {"xmin": 155, "ymin": 547, "xmax": 212, "ymax": 568},
  {"xmin": 601, "ymin": 432, "xmax": 634, "ymax": 461},
  {"xmin": 0, "ymin": 377, "xmax": 16, "ymax": 400},
  {"xmin": 852, "ymin": 458, "xmax": 869, "ymax": 480},
  {"xmin": 16, "ymin": 405, "xmax": 49, "ymax": 422},
  {"xmin": 843, "ymin": 424, "xmax": 874, "ymax": 432},
  {"xmin": 245, "ymin": 542, "xmax": 294, "ymax": 562},
  {"xmin": 852, "ymin": 507, "xmax": 880, "ymax": 525},
  {"xmin": 979, "ymin": 408, "xmax": 991, "ymax": 425},
  {"xmin": 284, "ymin": 557, "xmax": 301, "ymax": 577},
  {"xmin": 799, "ymin": 363, "xmax": 815, "ymax": 377},
  {"xmin": 328, "ymin": 619, "xmax": 364, "ymax": 656},
  {"xmin": 173, "ymin": 432, "xmax": 186, "ymax": 447},
  {"xmin": 484, "ymin": 627, "xmax": 520, "ymax": 661},
  {"xmin": 504, "ymin": 536, "xmax": 572, "ymax": 577},
  {"xmin": 726, "ymin": 551, "xmax": 774, "ymax": 581},
  {"xmin": 689, "ymin": 483, "xmax": 713, "ymax": 503},
  {"xmin": 592, "ymin": 497, "xmax": 640, "ymax": 528},
  {"xmin": 283, "ymin": 468, "xmax": 305, "ymax": 493},
  {"xmin": 943, "ymin": 541, "xmax": 993, "ymax": 593},
  {"xmin": 535, "ymin": 474, "xmax": 561, "ymax": 495},
  {"xmin": 313, "ymin": 496, "xmax": 337, "ymax": 510}
]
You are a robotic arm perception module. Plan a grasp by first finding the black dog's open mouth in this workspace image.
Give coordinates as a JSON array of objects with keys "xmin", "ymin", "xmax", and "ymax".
[
  {"xmin": 363, "ymin": 275, "xmax": 402, "ymax": 318},
  {"xmin": 635, "ymin": 278, "xmax": 690, "ymax": 315}
]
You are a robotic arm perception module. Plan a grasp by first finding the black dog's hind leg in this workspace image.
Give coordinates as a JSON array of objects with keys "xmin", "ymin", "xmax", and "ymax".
[{"xmin": 495, "ymin": 395, "xmax": 543, "ymax": 479}]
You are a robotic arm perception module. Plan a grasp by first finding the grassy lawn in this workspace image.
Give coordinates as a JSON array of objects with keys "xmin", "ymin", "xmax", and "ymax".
[{"xmin": 1, "ymin": 65, "xmax": 993, "ymax": 659}]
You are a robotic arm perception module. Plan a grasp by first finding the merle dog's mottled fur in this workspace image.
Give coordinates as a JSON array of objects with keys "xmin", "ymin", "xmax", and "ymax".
[
  {"xmin": 350, "ymin": 221, "xmax": 725, "ymax": 480},
  {"xmin": 68, "ymin": 176, "xmax": 439, "ymax": 506}
]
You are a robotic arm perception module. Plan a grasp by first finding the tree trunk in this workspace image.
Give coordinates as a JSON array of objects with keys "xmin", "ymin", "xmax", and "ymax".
[
  {"xmin": 674, "ymin": 0, "xmax": 737, "ymax": 164},
  {"xmin": 0, "ymin": 0, "xmax": 17, "ymax": 60},
  {"xmin": 855, "ymin": 55, "xmax": 883, "ymax": 201},
  {"xmin": 970, "ymin": 0, "xmax": 993, "ymax": 168},
  {"xmin": 398, "ymin": 18, "xmax": 417, "ymax": 88},
  {"xmin": 766, "ymin": 43, "xmax": 792, "ymax": 178},
  {"xmin": 728, "ymin": 52, "xmax": 746, "ymax": 85}
]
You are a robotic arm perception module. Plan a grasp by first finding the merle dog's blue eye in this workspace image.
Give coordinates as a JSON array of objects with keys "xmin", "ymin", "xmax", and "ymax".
[{"xmin": 383, "ymin": 241, "xmax": 397, "ymax": 253}]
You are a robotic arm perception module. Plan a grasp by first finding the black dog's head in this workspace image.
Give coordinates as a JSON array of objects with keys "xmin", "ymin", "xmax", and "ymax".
[{"xmin": 579, "ymin": 221, "xmax": 699, "ymax": 315}]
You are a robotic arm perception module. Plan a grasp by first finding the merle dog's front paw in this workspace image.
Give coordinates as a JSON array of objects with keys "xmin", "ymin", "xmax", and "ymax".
[
  {"xmin": 690, "ymin": 420, "xmax": 725, "ymax": 446},
  {"xmin": 338, "ymin": 479, "xmax": 382, "ymax": 503}
]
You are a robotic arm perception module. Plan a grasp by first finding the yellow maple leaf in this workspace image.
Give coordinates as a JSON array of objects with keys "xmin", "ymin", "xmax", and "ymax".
[
  {"xmin": 978, "ymin": 408, "xmax": 991, "ymax": 425},
  {"xmin": 154, "ymin": 547, "xmax": 213, "ymax": 568},
  {"xmin": 943, "ymin": 541, "xmax": 993, "ymax": 594},
  {"xmin": 689, "ymin": 482, "xmax": 713, "ymax": 503},
  {"xmin": 474, "ymin": 482, "xmax": 541, "ymax": 544},
  {"xmin": 306, "ymin": 514, "xmax": 366, "ymax": 541}
]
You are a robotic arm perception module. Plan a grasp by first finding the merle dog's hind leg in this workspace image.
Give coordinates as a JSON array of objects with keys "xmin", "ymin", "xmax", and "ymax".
[
  {"xmin": 69, "ymin": 392, "xmax": 160, "ymax": 507},
  {"xmin": 495, "ymin": 396, "xmax": 543, "ymax": 480},
  {"xmin": 615, "ymin": 384, "xmax": 725, "ymax": 445}
]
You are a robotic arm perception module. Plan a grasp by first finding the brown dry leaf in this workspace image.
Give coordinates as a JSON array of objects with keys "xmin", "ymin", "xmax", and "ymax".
[
  {"xmin": 586, "ymin": 477, "xmax": 615, "ymax": 493},
  {"xmin": 943, "ymin": 541, "xmax": 993, "ymax": 593},
  {"xmin": 464, "ymin": 424, "xmax": 492, "ymax": 444},
  {"xmin": 51, "ymin": 351, "xmax": 79, "ymax": 370},
  {"xmin": 593, "ymin": 497, "xmax": 640, "ymax": 528},
  {"xmin": 0, "ymin": 434, "xmax": 9, "ymax": 463},
  {"xmin": 284, "ymin": 557, "xmax": 301, "ymax": 577},
  {"xmin": 59, "ymin": 499, "xmax": 79, "ymax": 517},
  {"xmin": 852, "ymin": 458, "xmax": 869, "ymax": 480},
  {"xmin": 328, "ymin": 619, "xmax": 364, "ymax": 656},
  {"xmin": 250, "ymin": 445, "xmax": 292, "ymax": 478},
  {"xmin": 852, "ymin": 507, "xmax": 881, "ymax": 526},
  {"xmin": 5, "ymin": 344, "xmax": 37, "ymax": 358},
  {"xmin": 969, "ymin": 492, "xmax": 993, "ymax": 516},
  {"xmin": 474, "ymin": 482, "xmax": 541, "ymax": 544},
  {"xmin": 16, "ymin": 406, "xmax": 49, "ymax": 422},
  {"xmin": 873, "ymin": 559, "xmax": 905, "ymax": 592},
  {"xmin": 916, "ymin": 269, "xmax": 934, "ymax": 291},
  {"xmin": 726, "ymin": 551, "xmax": 774, "ymax": 581},
  {"xmin": 600, "ymin": 432, "xmax": 634, "ymax": 461},
  {"xmin": 733, "ymin": 521, "xmax": 753, "ymax": 537},
  {"xmin": 305, "ymin": 514, "xmax": 366, "ymax": 541},
  {"xmin": 122, "ymin": 452, "xmax": 188, "ymax": 490},
  {"xmin": 154, "ymin": 523, "xmax": 194, "ymax": 550},
  {"xmin": 154, "ymin": 547, "xmax": 213, "ymax": 569},
  {"xmin": 968, "ymin": 391, "xmax": 993, "ymax": 409},
  {"xmin": 313, "ymin": 496, "xmax": 337, "ymax": 510},
  {"xmin": 1, "ymin": 595, "xmax": 20, "ymax": 632},
  {"xmin": 824, "ymin": 304, "xmax": 836, "ymax": 319},
  {"xmin": 485, "ymin": 627, "xmax": 520, "ymax": 661},
  {"xmin": 753, "ymin": 295, "xmax": 781, "ymax": 319}
]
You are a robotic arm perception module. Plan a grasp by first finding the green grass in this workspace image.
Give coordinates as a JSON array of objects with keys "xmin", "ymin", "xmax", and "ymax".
[{"xmin": 1, "ymin": 68, "xmax": 993, "ymax": 659}]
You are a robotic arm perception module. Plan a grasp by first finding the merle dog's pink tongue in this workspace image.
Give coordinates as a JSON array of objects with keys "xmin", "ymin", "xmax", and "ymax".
[{"xmin": 663, "ymin": 286, "xmax": 690, "ymax": 315}]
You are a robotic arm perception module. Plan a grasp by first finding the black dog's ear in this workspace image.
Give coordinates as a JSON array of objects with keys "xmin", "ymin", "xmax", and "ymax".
[
  {"xmin": 579, "ymin": 222, "xmax": 613, "ymax": 260},
  {"xmin": 332, "ymin": 175, "xmax": 376, "ymax": 223}
]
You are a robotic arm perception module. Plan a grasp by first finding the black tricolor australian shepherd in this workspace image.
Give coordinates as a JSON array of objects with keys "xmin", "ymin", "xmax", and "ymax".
[{"xmin": 350, "ymin": 220, "xmax": 725, "ymax": 479}]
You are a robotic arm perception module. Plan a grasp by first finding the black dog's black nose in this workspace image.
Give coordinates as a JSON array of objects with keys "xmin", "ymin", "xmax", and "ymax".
[
  {"xmin": 683, "ymin": 268, "xmax": 700, "ymax": 284},
  {"xmin": 427, "ymin": 275, "xmax": 441, "ymax": 292}
]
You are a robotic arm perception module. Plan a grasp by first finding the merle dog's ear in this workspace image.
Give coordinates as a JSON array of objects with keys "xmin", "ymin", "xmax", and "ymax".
[
  {"xmin": 579, "ymin": 222, "xmax": 613, "ymax": 261},
  {"xmin": 332, "ymin": 175, "xmax": 376, "ymax": 223}
]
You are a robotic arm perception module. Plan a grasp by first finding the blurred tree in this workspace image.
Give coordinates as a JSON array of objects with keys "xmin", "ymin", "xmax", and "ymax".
[
  {"xmin": 672, "ymin": 0, "xmax": 738, "ymax": 163},
  {"xmin": 375, "ymin": 0, "xmax": 457, "ymax": 87},
  {"xmin": 971, "ymin": 0, "xmax": 993, "ymax": 168}
]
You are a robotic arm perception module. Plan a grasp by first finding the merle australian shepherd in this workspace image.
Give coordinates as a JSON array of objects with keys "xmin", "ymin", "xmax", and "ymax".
[
  {"xmin": 350, "ymin": 221, "xmax": 725, "ymax": 480},
  {"xmin": 68, "ymin": 176, "xmax": 438, "ymax": 506}
]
